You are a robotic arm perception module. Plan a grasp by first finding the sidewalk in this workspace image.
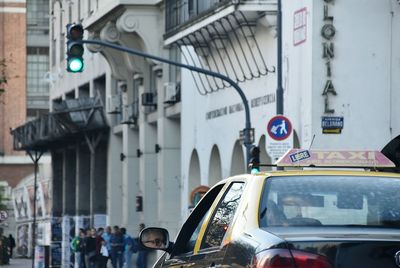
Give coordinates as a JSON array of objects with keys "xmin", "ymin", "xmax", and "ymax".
[{"xmin": 3, "ymin": 258, "xmax": 31, "ymax": 267}]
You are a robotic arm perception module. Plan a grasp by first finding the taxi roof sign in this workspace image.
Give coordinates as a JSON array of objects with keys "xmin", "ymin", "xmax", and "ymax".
[{"xmin": 276, "ymin": 149, "xmax": 396, "ymax": 168}]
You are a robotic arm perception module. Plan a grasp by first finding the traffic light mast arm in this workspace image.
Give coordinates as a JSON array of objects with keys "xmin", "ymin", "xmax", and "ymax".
[{"xmin": 78, "ymin": 39, "xmax": 254, "ymax": 170}]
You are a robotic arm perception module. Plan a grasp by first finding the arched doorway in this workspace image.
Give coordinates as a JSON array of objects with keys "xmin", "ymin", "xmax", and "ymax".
[
  {"xmin": 230, "ymin": 140, "xmax": 245, "ymax": 175},
  {"xmin": 188, "ymin": 149, "xmax": 201, "ymax": 194},
  {"xmin": 208, "ymin": 145, "xmax": 222, "ymax": 186}
]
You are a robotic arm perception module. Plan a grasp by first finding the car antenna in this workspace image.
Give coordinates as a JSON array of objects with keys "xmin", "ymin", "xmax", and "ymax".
[
  {"xmin": 301, "ymin": 134, "xmax": 316, "ymax": 168},
  {"xmin": 309, "ymin": 134, "xmax": 316, "ymax": 150}
]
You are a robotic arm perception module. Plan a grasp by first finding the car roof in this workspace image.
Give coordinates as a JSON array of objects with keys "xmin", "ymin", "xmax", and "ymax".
[{"xmin": 218, "ymin": 169, "xmax": 400, "ymax": 186}]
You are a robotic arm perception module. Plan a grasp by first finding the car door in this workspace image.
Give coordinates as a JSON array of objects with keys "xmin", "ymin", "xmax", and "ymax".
[
  {"xmin": 189, "ymin": 182, "xmax": 246, "ymax": 267},
  {"xmin": 160, "ymin": 183, "xmax": 226, "ymax": 268}
]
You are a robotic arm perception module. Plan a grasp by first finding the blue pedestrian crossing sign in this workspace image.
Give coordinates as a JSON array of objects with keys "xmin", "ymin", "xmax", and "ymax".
[{"xmin": 267, "ymin": 115, "xmax": 292, "ymax": 141}]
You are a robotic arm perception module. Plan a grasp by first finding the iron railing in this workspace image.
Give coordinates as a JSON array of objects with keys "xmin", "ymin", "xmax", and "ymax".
[
  {"xmin": 11, "ymin": 96, "xmax": 108, "ymax": 151},
  {"xmin": 165, "ymin": 0, "xmax": 272, "ymax": 36}
]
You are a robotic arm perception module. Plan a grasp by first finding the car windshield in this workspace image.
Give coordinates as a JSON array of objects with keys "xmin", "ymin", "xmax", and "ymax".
[{"xmin": 259, "ymin": 175, "xmax": 400, "ymax": 228}]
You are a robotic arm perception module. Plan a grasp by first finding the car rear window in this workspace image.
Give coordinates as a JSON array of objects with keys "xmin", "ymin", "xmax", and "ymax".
[{"xmin": 259, "ymin": 175, "xmax": 400, "ymax": 228}]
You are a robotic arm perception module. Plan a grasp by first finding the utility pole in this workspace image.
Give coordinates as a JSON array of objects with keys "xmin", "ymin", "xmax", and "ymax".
[
  {"xmin": 276, "ymin": 0, "xmax": 284, "ymax": 115},
  {"xmin": 27, "ymin": 150, "xmax": 43, "ymax": 268}
]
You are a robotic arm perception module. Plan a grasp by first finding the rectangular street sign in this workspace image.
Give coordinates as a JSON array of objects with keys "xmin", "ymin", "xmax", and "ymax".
[{"xmin": 321, "ymin": 116, "xmax": 343, "ymax": 134}]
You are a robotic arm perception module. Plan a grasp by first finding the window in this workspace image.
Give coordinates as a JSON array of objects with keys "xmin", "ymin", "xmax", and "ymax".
[
  {"xmin": 27, "ymin": 47, "xmax": 50, "ymax": 96},
  {"xmin": 27, "ymin": 0, "xmax": 49, "ymax": 28},
  {"xmin": 259, "ymin": 175, "xmax": 400, "ymax": 227},
  {"xmin": 171, "ymin": 184, "xmax": 224, "ymax": 256},
  {"xmin": 201, "ymin": 182, "xmax": 244, "ymax": 249}
]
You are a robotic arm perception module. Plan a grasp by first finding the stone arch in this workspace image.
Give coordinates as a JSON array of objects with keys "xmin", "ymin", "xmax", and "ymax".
[
  {"xmin": 188, "ymin": 149, "xmax": 201, "ymax": 194},
  {"xmin": 208, "ymin": 145, "xmax": 222, "ymax": 187},
  {"xmin": 230, "ymin": 140, "xmax": 245, "ymax": 175},
  {"xmin": 259, "ymin": 135, "xmax": 272, "ymax": 170}
]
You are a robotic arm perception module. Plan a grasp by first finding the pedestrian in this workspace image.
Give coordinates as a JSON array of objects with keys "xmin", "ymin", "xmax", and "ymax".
[
  {"xmin": 84, "ymin": 228, "xmax": 97, "ymax": 268},
  {"xmin": 120, "ymin": 227, "xmax": 135, "ymax": 268},
  {"xmin": 0, "ymin": 235, "xmax": 9, "ymax": 265},
  {"xmin": 8, "ymin": 234, "xmax": 15, "ymax": 259},
  {"xmin": 101, "ymin": 226, "xmax": 112, "ymax": 267},
  {"xmin": 71, "ymin": 229, "xmax": 85, "ymax": 268},
  {"xmin": 98, "ymin": 239, "xmax": 109, "ymax": 268},
  {"xmin": 95, "ymin": 228, "xmax": 106, "ymax": 268},
  {"xmin": 110, "ymin": 225, "xmax": 124, "ymax": 268},
  {"xmin": 136, "ymin": 223, "xmax": 147, "ymax": 268}
]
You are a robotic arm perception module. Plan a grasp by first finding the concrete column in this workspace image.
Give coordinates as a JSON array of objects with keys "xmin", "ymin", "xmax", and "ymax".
[
  {"xmin": 157, "ymin": 118, "xmax": 181, "ymax": 236},
  {"xmin": 93, "ymin": 141, "xmax": 107, "ymax": 215},
  {"xmin": 107, "ymin": 133, "xmax": 123, "ymax": 225},
  {"xmin": 138, "ymin": 76, "xmax": 159, "ymax": 226},
  {"xmin": 63, "ymin": 148, "xmax": 76, "ymax": 216},
  {"xmin": 122, "ymin": 126, "xmax": 140, "ymax": 233},
  {"xmin": 52, "ymin": 151, "xmax": 63, "ymax": 217},
  {"xmin": 156, "ymin": 64, "xmax": 182, "ymax": 236},
  {"xmin": 76, "ymin": 144, "xmax": 90, "ymax": 216},
  {"xmin": 139, "ymin": 123, "xmax": 158, "ymax": 226}
]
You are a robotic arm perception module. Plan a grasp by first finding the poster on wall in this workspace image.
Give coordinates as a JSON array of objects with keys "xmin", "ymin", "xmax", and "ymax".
[
  {"xmin": 94, "ymin": 214, "xmax": 107, "ymax": 229},
  {"xmin": 27, "ymin": 185, "xmax": 44, "ymax": 219},
  {"xmin": 36, "ymin": 221, "xmax": 51, "ymax": 246},
  {"xmin": 13, "ymin": 187, "xmax": 30, "ymax": 221},
  {"xmin": 16, "ymin": 223, "xmax": 30, "ymax": 257},
  {"xmin": 51, "ymin": 217, "xmax": 62, "ymax": 242},
  {"xmin": 41, "ymin": 180, "xmax": 52, "ymax": 217},
  {"xmin": 75, "ymin": 216, "xmax": 90, "ymax": 233},
  {"xmin": 62, "ymin": 216, "xmax": 76, "ymax": 268},
  {"xmin": 50, "ymin": 242, "xmax": 62, "ymax": 267}
]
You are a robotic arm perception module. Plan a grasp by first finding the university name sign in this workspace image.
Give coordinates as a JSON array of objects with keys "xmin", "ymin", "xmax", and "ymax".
[{"xmin": 206, "ymin": 93, "xmax": 275, "ymax": 120}]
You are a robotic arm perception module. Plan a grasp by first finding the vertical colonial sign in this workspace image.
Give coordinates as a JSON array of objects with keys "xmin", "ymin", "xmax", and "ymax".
[
  {"xmin": 266, "ymin": 115, "xmax": 293, "ymax": 162},
  {"xmin": 321, "ymin": 0, "xmax": 337, "ymax": 114},
  {"xmin": 321, "ymin": 0, "xmax": 342, "ymax": 134}
]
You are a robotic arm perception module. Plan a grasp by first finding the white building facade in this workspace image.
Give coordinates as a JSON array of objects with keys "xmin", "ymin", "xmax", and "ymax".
[
  {"xmin": 29, "ymin": 0, "xmax": 400, "ymax": 266},
  {"xmin": 177, "ymin": 0, "xmax": 400, "ymax": 219}
]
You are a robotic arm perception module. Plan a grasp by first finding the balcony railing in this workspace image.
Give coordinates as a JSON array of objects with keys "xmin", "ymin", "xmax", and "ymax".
[
  {"xmin": 165, "ymin": 0, "xmax": 272, "ymax": 36},
  {"xmin": 166, "ymin": 0, "xmax": 230, "ymax": 36},
  {"xmin": 11, "ymin": 96, "xmax": 108, "ymax": 151}
]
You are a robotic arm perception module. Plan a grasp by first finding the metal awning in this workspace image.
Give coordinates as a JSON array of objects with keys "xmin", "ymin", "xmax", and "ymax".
[{"xmin": 11, "ymin": 95, "xmax": 109, "ymax": 151}]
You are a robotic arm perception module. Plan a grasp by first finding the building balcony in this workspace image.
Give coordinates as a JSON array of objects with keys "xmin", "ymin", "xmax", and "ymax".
[
  {"xmin": 164, "ymin": 0, "xmax": 276, "ymax": 94},
  {"xmin": 164, "ymin": 0, "xmax": 276, "ymax": 45}
]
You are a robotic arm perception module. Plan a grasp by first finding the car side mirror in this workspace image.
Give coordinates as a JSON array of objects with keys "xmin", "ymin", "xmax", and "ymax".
[{"xmin": 139, "ymin": 227, "xmax": 170, "ymax": 251}]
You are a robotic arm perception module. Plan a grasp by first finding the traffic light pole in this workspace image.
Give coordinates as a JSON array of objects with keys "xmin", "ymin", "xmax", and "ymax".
[
  {"xmin": 276, "ymin": 0, "xmax": 284, "ymax": 115},
  {"xmin": 77, "ymin": 39, "xmax": 254, "ymax": 170}
]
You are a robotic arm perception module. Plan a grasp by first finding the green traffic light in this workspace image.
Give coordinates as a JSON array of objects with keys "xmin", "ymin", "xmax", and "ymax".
[{"xmin": 68, "ymin": 58, "xmax": 83, "ymax": 72}]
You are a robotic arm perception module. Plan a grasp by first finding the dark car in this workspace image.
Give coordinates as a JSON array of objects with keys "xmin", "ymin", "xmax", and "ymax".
[{"xmin": 139, "ymin": 150, "xmax": 400, "ymax": 268}]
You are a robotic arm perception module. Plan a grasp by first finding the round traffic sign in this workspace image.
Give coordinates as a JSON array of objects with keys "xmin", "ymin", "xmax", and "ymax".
[{"xmin": 267, "ymin": 115, "xmax": 292, "ymax": 141}]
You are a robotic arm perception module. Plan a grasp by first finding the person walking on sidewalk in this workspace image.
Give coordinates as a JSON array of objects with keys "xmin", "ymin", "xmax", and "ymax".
[
  {"xmin": 71, "ymin": 229, "xmax": 85, "ymax": 268},
  {"xmin": 136, "ymin": 223, "xmax": 148, "ymax": 268},
  {"xmin": 110, "ymin": 226, "xmax": 124, "ymax": 268},
  {"xmin": 121, "ymin": 227, "xmax": 136, "ymax": 268},
  {"xmin": 84, "ymin": 228, "xmax": 97, "ymax": 268},
  {"xmin": 8, "ymin": 234, "xmax": 15, "ymax": 259}
]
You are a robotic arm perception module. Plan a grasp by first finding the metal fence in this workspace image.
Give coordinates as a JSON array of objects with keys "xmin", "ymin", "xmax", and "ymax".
[{"xmin": 165, "ymin": 0, "xmax": 272, "ymax": 35}]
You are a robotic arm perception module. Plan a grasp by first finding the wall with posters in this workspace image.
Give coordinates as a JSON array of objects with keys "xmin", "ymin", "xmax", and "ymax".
[{"xmin": 11, "ymin": 160, "xmax": 52, "ymax": 258}]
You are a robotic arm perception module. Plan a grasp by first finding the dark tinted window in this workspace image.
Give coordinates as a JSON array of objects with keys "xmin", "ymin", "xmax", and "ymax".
[
  {"xmin": 260, "ymin": 176, "xmax": 400, "ymax": 227},
  {"xmin": 172, "ymin": 184, "xmax": 224, "ymax": 256},
  {"xmin": 201, "ymin": 182, "xmax": 244, "ymax": 249}
]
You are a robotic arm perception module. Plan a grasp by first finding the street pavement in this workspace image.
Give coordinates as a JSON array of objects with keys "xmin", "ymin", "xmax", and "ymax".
[{"xmin": 3, "ymin": 258, "xmax": 31, "ymax": 267}]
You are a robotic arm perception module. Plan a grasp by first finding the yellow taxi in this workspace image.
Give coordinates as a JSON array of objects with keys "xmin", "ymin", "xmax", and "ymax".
[{"xmin": 139, "ymin": 149, "xmax": 400, "ymax": 268}]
